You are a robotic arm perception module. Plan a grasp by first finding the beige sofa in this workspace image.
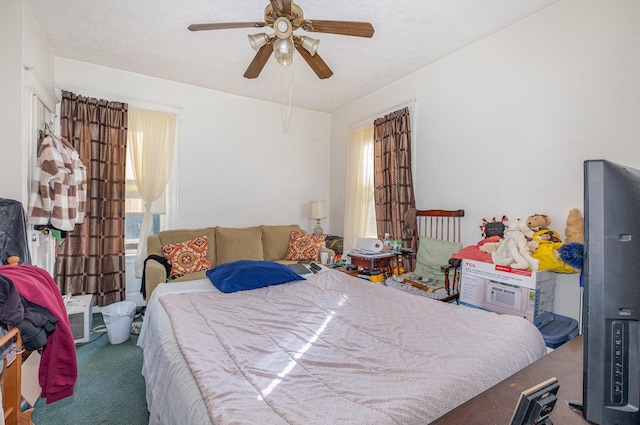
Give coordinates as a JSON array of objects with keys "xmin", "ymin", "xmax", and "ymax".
[{"xmin": 144, "ymin": 224, "xmax": 332, "ymax": 298}]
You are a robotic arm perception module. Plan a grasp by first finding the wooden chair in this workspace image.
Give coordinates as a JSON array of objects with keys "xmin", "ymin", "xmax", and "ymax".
[
  {"xmin": 1, "ymin": 328, "xmax": 34, "ymax": 425},
  {"xmin": 406, "ymin": 209, "xmax": 465, "ymax": 303}
]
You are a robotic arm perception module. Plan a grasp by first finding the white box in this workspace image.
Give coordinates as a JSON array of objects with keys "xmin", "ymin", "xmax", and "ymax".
[
  {"xmin": 65, "ymin": 294, "xmax": 93, "ymax": 344},
  {"xmin": 459, "ymin": 259, "xmax": 555, "ymax": 326},
  {"xmin": 22, "ymin": 350, "xmax": 42, "ymax": 407}
]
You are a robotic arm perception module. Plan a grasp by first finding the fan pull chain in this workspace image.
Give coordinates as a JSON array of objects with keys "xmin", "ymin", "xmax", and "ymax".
[{"xmin": 280, "ymin": 59, "xmax": 294, "ymax": 132}]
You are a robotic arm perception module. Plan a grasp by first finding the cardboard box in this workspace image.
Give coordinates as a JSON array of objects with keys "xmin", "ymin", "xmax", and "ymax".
[
  {"xmin": 459, "ymin": 259, "xmax": 555, "ymax": 326},
  {"xmin": 22, "ymin": 350, "xmax": 42, "ymax": 407}
]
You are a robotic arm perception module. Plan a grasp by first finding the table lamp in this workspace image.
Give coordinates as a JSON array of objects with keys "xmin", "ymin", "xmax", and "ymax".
[{"xmin": 309, "ymin": 200, "xmax": 326, "ymax": 236}]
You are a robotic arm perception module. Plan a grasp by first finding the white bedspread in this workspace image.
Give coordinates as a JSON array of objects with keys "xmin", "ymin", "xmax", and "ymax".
[{"xmin": 139, "ymin": 270, "xmax": 546, "ymax": 425}]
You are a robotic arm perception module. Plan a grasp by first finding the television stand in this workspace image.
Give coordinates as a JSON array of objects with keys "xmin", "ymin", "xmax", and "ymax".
[
  {"xmin": 567, "ymin": 401, "xmax": 585, "ymax": 414},
  {"xmin": 430, "ymin": 335, "xmax": 589, "ymax": 425}
]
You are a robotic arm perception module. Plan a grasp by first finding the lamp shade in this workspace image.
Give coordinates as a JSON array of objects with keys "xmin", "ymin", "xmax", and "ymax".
[
  {"xmin": 309, "ymin": 200, "xmax": 326, "ymax": 220},
  {"xmin": 273, "ymin": 37, "xmax": 294, "ymax": 66},
  {"xmin": 248, "ymin": 33, "xmax": 268, "ymax": 51},
  {"xmin": 299, "ymin": 36, "xmax": 319, "ymax": 56}
]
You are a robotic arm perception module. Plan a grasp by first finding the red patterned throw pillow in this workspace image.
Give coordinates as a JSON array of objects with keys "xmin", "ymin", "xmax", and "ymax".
[
  {"xmin": 285, "ymin": 230, "xmax": 326, "ymax": 261},
  {"xmin": 162, "ymin": 236, "xmax": 213, "ymax": 277}
]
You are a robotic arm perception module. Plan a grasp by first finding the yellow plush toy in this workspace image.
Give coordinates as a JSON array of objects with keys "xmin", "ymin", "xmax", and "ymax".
[{"xmin": 564, "ymin": 208, "xmax": 584, "ymax": 244}]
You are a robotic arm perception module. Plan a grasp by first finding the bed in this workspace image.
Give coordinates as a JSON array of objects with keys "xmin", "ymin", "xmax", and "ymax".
[{"xmin": 138, "ymin": 268, "xmax": 546, "ymax": 425}]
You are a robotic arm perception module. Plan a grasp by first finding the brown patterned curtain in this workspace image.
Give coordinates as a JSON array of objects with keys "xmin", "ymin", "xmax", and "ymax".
[
  {"xmin": 373, "ymin": 107, "xmax": 417, "ymax": 249},
  {"xmin": 55, "ymin": 90, "xmax": 128, "ymax": 306}
]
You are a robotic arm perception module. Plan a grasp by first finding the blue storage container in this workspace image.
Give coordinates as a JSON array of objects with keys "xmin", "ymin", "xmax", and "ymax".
[{"xmin": 537, "ymin": 313, "xmax": 579, "ymax": 348}]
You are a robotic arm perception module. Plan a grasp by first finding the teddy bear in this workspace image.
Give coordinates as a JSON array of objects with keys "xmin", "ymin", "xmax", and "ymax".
[
  {"xmin": 527, "ymin": 214, "xmax": 561, "ymax": 242},
  {"xmin": 558, "ymin": 208, "xmax": 585, "ymax": 271},
  {"xmin": 491, "ymin": 218, "xmax": 540, "ymax": 270},
  {"xmin": 564, "ymin": 208, "xmax": 584, "ymax": 244}
]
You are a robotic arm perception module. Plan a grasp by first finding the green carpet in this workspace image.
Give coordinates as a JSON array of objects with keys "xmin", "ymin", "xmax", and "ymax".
[{"xmin": 31, "ymin": 313, "xmax": 149, "ymax": 425}]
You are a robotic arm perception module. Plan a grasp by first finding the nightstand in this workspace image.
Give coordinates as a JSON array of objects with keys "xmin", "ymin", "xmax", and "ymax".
[{"xmin": 346, "ymin": 251, "xmax": 396, "ymax": 274}]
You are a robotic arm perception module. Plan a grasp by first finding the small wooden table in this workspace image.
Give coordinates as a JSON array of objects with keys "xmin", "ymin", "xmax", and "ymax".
[
  {"xmin": 346, "ymin": 251, "xmax": 397, "ymax": 273},
  {"xmin": 334, "ymin": 267, "xmax": 359, "ymax": 277},
  {"xmin": 430, "ymin": 335, "xmax": 589, "ymax": 424}
]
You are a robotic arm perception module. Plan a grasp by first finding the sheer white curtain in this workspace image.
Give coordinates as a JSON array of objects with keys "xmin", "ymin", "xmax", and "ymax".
[
  {"xmin": 344, "ymin": 124, "xmax": 375, "ymax": 252},
  {"xmin": 127, "ymin": 108, "xmax": 176, "ymax": 277}
]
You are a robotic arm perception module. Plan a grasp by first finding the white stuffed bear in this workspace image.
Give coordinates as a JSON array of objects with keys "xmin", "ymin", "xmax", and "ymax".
[{"xmin": 491, "ymin": 218, "xmax": 540, "ymax": 270}]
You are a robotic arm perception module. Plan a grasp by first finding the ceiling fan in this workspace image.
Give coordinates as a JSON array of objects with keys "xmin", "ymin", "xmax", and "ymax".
[{"xmin": 188, "ymin": 0, "xmax": 374, "ymax": 79}]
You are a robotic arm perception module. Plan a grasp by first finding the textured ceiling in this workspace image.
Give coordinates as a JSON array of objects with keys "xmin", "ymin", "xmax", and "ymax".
[{"xmin": 23, "ymin": 0, "xmax": 559, "ymax": 112}]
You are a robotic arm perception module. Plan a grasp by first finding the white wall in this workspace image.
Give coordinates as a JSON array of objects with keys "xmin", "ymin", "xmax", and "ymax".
[
  {"xmin": 0, "ymin": 3, "xmax": 56, "ymax": 205},
  {"xmin": 54, "ymin": 59, "xmax": 331, "ymax": 232},
  {"xmin": 0, "ymin": 2, "xmax": 26, "ymax": 203},
  {"xmin": 22, "ymin": 5, "xmax": 56, "ymax": 111},
  {"xmin": 330, "ymin": 0, "xmax": 640, "ymax": 321}
]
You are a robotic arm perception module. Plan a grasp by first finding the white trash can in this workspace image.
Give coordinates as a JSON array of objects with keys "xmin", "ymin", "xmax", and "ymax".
[{"xmin": 101, "ymin": 300, "xmax": 137, "ymax": 344}]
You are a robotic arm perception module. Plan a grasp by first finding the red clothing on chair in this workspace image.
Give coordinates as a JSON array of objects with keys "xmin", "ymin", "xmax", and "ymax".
[{"xmin": 0, "ymin": 265, "xmax": 77, "ymax": 403}]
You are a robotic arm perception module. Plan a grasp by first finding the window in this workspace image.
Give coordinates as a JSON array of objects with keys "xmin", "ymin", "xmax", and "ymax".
[
  {"xmin": 125, "ymin": 108, "xmax": 177, "ymax": 257},
  {"xmin": 124, "ymin": 213, "xmax": 160, "ymax": 252},
  {"xmin": 124, "ymin": 147, "xmax": 163, "ymax": 253},
  {"xmin": 344, "ymin": 124, "xmax": 376, "ymax": 250},
  {"xmin": 365, "ymin": 196, "xmax": 377, "ymax": 238}
]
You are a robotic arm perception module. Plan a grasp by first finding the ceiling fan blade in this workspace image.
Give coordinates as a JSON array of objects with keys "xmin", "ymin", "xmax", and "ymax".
[
  {"xmin": 244, "ymin": 43, "xmax": 274, "ymax": 79},
  {"xmin": 270, "ymin": 0, "xmax": 292, "ymax": 17},
  {"xmin": 188, "ymin": 22, "xmax": 266, "ymax": 31},
  {"xmin": 302, "ymin": 20, "xmax": 374, "ymax": 38},
  {"xmin": 294, "ymin": 44, "xmax": 333, "ymax": 79}
]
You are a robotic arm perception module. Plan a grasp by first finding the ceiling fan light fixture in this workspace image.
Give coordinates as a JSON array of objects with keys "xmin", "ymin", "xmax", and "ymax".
[
  {"xmin": 273, "ymin": 37, "xmax": 294, "ymax": 66},
  {"xmin": 247, "ymin": 33, "xmax": 269, "ymax": 51},
  {"xmin": 299, "ymin": 36, "xmax": 319, "ymax": 56},
  {"xmin": 189, "ymin": 1, "xmax": 374, "ymax": 81},
  {"xmin": 273, "ymin": 17, "xmax": 293, "ymax": 39}
]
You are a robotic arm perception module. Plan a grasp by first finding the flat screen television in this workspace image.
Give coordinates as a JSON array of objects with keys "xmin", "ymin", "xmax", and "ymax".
[{"xmin": 582, "ymin": 159, "xmax": 640, "ymax": 424}]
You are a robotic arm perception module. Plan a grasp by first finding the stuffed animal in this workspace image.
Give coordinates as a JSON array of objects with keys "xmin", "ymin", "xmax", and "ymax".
[
  {"xmin": 492, "ymin": 218, "xmax": 540, "ymax": 270},
  {"xmin": 478, "ymin": 236, "xmax": 503, "ymax": 253},
  {"xmin": 527, "ymin": 214, "xmax": 551, "ymax": 231},
  {"xmin": 564, "ymin": 208, "xmax": 584, "ymax": 244},
  {"xmin": 480, "ymin": 215, "xmax": 508, "ymax": 238},
  {"xmin": 527, "ymin": 214, "xmax": 561, "ymax": 242},
  {"xmin": 559, "ymin": 242, "xmax": 584, "ymax": 270},
  {"xmin": 558, "ymin": 208, "xmax": 585, "ymax": 272}
]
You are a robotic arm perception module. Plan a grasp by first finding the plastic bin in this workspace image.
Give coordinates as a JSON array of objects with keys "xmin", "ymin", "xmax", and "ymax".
[
  {"xmin": 537, "ymin": 313, "xmax": 579, "ymax": 349},
  {"xmin": 101, "ymin": 300, "xmax": 137, "ymax": 344}
]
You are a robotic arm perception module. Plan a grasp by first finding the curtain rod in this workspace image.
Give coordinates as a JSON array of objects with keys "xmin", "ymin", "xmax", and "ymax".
[
  {"xmin": 54, "ymin": 86, "xmax": 183, "ymax": 115},
  {"xmin": 349, "ymin": 98, "xmax": 416, "ymax": 129}
]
